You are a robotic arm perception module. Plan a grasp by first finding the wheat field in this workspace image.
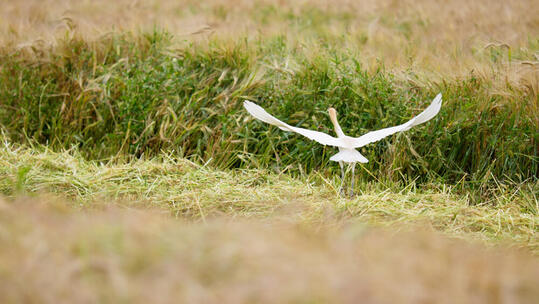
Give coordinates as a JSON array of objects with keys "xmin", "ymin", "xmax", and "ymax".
[{"xmin": 2, "ymin": 0, "xmax": 538, "ymax": 81}]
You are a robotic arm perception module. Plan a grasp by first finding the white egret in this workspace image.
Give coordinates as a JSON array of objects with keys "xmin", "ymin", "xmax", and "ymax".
[{"xmin": 244, "ymin": 93, "xmax": 442, "ymax": 196}]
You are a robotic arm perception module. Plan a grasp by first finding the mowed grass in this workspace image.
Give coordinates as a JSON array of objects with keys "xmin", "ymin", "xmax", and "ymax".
[{"xmin": 1, "ymin": 141, "xmax": 537, "ymax": 252}]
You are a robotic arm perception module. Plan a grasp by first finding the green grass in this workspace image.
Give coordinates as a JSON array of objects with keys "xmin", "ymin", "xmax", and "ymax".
[{"xmin": 0, "ymin": 32, "xmax": 536, "ymax": 189}]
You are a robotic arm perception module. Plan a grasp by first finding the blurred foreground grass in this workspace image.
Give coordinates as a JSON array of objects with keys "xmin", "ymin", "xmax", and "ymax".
[{"xmin": 1, "ymin": 197, "xmax": 538, "ymax": 303}]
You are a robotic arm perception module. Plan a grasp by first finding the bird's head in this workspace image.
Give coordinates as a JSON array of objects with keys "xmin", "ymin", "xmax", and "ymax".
[
  {"xmin": 328, "ymin": 107, "xmax": 340, "ymax": 126},
  {"xmin": 328, "ymin": 107, "xmax": 344, "ymax": 136},
  {"xmin": 328, "ymin": 108, "xmax": 337, "ymax": 121}
]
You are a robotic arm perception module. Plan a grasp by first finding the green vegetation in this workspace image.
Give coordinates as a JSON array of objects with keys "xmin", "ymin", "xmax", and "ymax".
[{"xmin": 0, "ymin": 32, "xmax": 536, "ymax": 189}]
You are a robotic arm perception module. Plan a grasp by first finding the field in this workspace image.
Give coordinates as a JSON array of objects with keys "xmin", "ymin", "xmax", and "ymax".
[{"xmin": 0, "ymin": 0, "xmax": 538, "ymax": 303}]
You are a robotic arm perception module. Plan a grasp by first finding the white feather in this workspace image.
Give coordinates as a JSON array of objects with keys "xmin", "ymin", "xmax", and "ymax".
[
  {"xmin": 350, "ymin": 93, "xmax": 442, "ymax": 148},
  {"xmin": 243, "ymin": 101, "xmax": 343, "ymax": 147}
]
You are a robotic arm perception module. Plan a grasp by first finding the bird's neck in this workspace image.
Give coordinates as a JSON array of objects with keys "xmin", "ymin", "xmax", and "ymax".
[{"xmin": 330, "ymin": 115, "xmax": 345, "ymax": 138}]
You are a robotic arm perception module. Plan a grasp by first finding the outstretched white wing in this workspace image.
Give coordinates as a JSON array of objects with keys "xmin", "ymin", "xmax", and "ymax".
[
  {"xmin": 244, "ymin": 100, "xmax": 343, "ymax": 147},
  {"xmin": 351, "ymin": 93, "xmax": 442, "ymax": 148}
]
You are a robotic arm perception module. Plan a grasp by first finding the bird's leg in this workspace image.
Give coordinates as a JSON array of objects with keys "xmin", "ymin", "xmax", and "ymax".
[
  {"xmin": 349, "ymin": 163, "xmax": 356, "ymax": 198},
  {"xmin": 339, "ymin": 161, "xmax": 346, "ymax": 196}
]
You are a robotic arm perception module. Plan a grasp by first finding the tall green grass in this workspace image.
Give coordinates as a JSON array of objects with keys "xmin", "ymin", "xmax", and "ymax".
[{"xmin": 0, "ymin": 32, "xmax": 536, "ymax": 187}]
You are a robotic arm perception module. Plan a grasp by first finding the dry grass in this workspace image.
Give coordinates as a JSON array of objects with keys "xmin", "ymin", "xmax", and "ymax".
[
  {"xmin": 2, "ymin": 0, "xmax": 538, "ymax": 75},
  {"xmin": 0, "ymin": 197, "xmax": 538, "ymax": 304}
]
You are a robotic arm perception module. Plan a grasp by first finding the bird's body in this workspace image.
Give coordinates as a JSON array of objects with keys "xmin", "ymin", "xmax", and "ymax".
[
  {"xmin": 243, "ymin": 93, "xmax": 442, "ymax": 196},
  {"xmin": 326, "ymin": 107, "xmax": 369, "ymax": 163},
  {"xmin": 330, "ymin": 146, "xmax": 368, "ymax": 163}
]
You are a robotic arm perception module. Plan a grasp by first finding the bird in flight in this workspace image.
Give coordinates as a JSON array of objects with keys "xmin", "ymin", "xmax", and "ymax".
[{"xmin": 244, "ymin": 93, "xmax": 442, "ymax": 197}]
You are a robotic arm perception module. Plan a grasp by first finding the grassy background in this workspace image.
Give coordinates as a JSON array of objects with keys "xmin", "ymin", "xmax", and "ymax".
[
  {"xmin": 0, "ymin": 32, "xmax": 537, "ymax": 188},
  {"xmin": 1, "ymin": 0, "xmax": 537, "ymax": 188}
]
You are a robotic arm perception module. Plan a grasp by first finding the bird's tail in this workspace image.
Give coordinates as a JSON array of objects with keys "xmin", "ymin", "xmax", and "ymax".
[{"xmin": 330, "ymin": 149, "xmax": 368, "ymax": 163}]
